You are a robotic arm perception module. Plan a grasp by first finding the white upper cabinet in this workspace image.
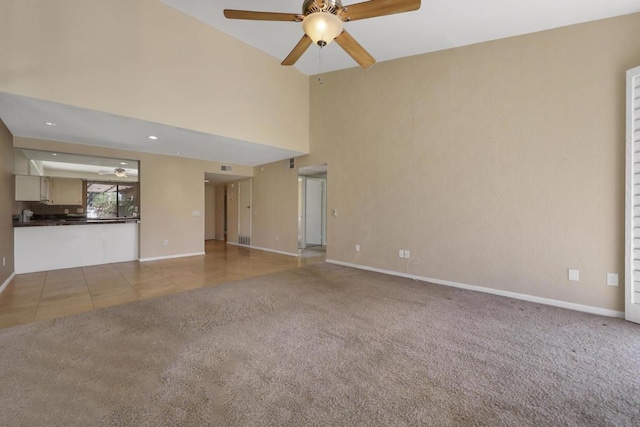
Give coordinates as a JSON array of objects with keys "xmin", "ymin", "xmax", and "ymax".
[{"xmin": 15, "ymin": 175, "xmax": 41, "ymax": 201}]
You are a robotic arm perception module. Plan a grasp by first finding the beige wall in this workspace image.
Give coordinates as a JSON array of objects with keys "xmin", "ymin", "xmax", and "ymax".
[
  {"xmin": 252, "ymin": 13, "xmax": 640, "ymax": 312},
  {"xmin": 0, "ymin": 0, "xmax": 309, "ymax": 153},
  {"xmin": 14, "ymin": 137, "xmax": 252, "ymax": 259},
  {"xmin": 215, "ymin": 184, "xmax": 225, "ymax": 240},
  {"xmin": 205, "ymin": 184, "xmax": 215, "ymax": 240},
  {"xmin": 0, "ymin": 119, "xmax": 14, "ymax": 285},
  {"xmin": 252, "ymin": 161, "xmax": 300, "ymax": 254}
]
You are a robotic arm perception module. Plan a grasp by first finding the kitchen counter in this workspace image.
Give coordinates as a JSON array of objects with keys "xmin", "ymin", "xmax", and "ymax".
[
  {"xmin": 15, "ymin": 222, "xmax": 139, "ymax": 273},
  {"xmin": 14, "ymin": 218, "xmax": 140, "ymax": 227}
]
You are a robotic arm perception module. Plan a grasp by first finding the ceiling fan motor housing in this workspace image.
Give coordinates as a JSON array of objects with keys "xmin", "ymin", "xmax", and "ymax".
[{"xmin": 302, "ymin": 0, "xmax": 344, "ymax": 16}]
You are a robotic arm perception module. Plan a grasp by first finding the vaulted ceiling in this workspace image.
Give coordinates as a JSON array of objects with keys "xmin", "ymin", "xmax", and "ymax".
[{"xmin": 160, "ymin": 0, "xmax": 640, "ymax": 75}]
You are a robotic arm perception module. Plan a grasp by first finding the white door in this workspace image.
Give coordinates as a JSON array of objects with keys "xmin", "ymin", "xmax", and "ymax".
[
  {"xmin": 625, "ymin": 65, "xmax": 640, "ymax": 324},
  {"xmin": 305, "ymin": 178, "xmax": 324, "ymax": 246}
]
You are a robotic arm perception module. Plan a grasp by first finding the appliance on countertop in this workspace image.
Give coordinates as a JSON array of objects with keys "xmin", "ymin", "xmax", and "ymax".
[{"xmin": 21, "ymin": 209, "xmax": 33, "ymax": 223}]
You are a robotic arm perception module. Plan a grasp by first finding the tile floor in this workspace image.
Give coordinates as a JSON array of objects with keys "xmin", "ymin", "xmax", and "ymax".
[{"xmin": 0, "ymin": 240, "xmax": 325, "ymax": 329}]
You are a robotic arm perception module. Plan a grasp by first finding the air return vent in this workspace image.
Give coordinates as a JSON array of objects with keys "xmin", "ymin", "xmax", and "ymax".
[{"xmin": 221, "ymin": 165, "xmax": 233, "ymax": 172}]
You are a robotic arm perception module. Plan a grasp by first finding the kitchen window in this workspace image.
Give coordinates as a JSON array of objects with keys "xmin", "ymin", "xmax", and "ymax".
[{"xmin": 86, "ymin": 182, "xmax": 139, "ymax": 219}]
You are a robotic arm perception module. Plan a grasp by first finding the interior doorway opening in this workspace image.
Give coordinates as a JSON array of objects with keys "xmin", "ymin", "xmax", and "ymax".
[
  {"xmin": 298, "ymin": 164, "xmax": 327, "ymax": 257},
  {"xmin": 203, "ymin": 172, "xmax": 247, "ymax": 252}
]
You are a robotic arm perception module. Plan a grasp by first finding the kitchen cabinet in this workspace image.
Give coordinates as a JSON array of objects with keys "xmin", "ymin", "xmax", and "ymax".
[
  {"xmin": 51, "ymin": 178, "xmax": 83, "ymax": 205},
  {"xmin": 16, "ymin": 175, "xmax": 83, "ymax": 205},
  {"xmin": 15, "ymin": 175, "xmax": 41, "ymax": 201}
]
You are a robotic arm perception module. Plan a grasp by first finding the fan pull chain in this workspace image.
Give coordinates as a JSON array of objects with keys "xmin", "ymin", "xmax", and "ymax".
[{"xmin": 318, "ymin": 45, "xmax": 324, "ymax": 85}]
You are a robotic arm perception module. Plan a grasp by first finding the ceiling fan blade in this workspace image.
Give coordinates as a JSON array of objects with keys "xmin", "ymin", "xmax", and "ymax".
[
  {"xmin": 334, "ymin": 31, "xmax": 376, "ymax": 68},
  {"xmin": 223, "ymin": 10, "xmax": 302, "ymax": 22},
  {"xmin": 343, "ymin": 0, "xmax": 421, "ymax": 22},
  {"xmin": 281, "ymin": 35, "xmax": 313, "ymax": 66}
]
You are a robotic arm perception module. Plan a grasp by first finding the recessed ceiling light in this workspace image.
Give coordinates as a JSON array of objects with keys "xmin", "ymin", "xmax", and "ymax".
[
  {"xmin": 120, "ymin": 162, "xmax": 127, "ymax": 165},
  {"xmin": 51, "ymin": 153, "xmax": 58, "ymax": 156},
  {"xmin": 44, "ymin": 122, "xmax": 56, "ymax": 126},
  {"xmin": 175, "ymin": 151, "xmax": 181, "ymax": 155},
  {"xmin": 204, "ymin": 180, "xmax": 210, "ymax": 183},
  {"xmin": 148, "ymin": 135, "xmax": 158, "ymax": 140}
]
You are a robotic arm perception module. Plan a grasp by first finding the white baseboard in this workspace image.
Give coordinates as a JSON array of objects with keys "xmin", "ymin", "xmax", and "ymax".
[
  {"xmin": 227, "ymin": 242, "xmax": 299, "ymax": 257},
  {"xmin": 139, "ymin": 252, "xmax": 205, "ymax": 262},
  {"xmin": 0, "ymin": 272, "xmax": 16, "ymax": 296},
  {"xmin": 326, "ymin": 259, "xmax": 624, "ymax": 319}
]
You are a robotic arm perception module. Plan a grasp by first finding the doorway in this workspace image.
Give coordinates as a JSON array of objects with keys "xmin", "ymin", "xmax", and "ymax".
[
  {"xmin": 298, "ymin": 164, "xmax": 327, "ymax": 256},
  {"xmin": 203, "ymin": 173, "xmax": 246, "ymax": 251},
  {"xmin": 238, "ymin": 178, "xmax": 252, "ymax": 246}
]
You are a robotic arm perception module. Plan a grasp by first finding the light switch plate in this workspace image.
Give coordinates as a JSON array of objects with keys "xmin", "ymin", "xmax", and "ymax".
[
  {"xmin": 568, "ymin": 269, "xmax": 579, "ymax": 282},
  {"xmin": 398, "ymin": 250, "xmax": 405, "ymax": 258}
]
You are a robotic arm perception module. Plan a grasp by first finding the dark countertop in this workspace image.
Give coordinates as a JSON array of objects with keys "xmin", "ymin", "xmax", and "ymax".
[{"xmin": 14, "ymin": 218, "xmax": 140, "ymax": 227}]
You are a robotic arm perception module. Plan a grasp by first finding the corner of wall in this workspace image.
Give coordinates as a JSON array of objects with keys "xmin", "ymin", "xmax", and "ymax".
[{"xmin": 0, "ymin": 118, "xmax": 15, "ymax": 286}]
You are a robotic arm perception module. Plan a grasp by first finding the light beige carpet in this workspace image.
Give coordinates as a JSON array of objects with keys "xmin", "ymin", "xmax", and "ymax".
[{"xmin": 0, "ymin": 263, "xmax": 638, "ymax": 426}]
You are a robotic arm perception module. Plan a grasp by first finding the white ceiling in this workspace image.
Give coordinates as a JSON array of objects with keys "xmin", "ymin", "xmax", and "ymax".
[
  {"xmin": 0, "ymin": 92, "xmax": 304, "ymax": 167},
  {"xmin": 20, "ymin": 149, "xmax": 137, "ymax": 170},
  {"xmin": 160, "ymin": 0, "xmax": 640, "ymax": 75},
  {"xmin": 42, "ymin": 162, "xmax": 138, "ymax": 176}
]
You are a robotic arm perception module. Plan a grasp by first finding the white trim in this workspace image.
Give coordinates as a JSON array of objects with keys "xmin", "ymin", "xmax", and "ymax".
[
  {"xmin": 139, "ymin": 252, "xmax": 205, "ymax": 262},
  {"xmin": 326, "ymin": 259, "xmax": 624, "ymax": 319},
  {"xmin": 0, "ymin": 272, "xmax": 16, "ymax": 295},
  {"xmin": 227, "ymin": 241, "xmax": 299, "ymax": 257}
]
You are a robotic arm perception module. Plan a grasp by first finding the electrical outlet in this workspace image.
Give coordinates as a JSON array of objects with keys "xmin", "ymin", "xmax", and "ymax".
[
  {"xmin": 64, "ymin": 209, "xmax": 69, "ymax": 214},
  {"xmin": 77, "ymin": 208, "xmax": 83, "ymax": 213},
  {"xmin": 163, "ymin": 240, "xmax": 169, "ymax": 246},
  {"xmin": 607, "ymin": 273, "xmax": 619, "ymax": 286},
  {"xmin": 355, "ymin": 244, "xmax": 360, "ymax": 252},
  {"xmin": 398, "ymin": 250, "xmax": 405, "ymax": 258},
  {"xmin": 568, "ymin": 269, "xmax": 579, "ymax": 282},
  {"xmin": 404, "ymin": 250, "xmax": 411, "ymax": 259}
]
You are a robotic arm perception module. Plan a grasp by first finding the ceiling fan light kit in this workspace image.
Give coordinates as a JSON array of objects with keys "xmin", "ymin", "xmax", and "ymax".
[
  {"xmin": 224, "ymin": 0, "xmax": 421, "ymax": 68},
  {"xmin": 302, "ymin": 11, "xmax": 343, "ymax": 47},
  {"xmin": 98, "ymin": 167, "xmax": 128, "ymax": 178}
]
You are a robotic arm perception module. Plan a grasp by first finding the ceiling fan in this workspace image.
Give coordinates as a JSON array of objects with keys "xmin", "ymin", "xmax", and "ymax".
[
  {"xmin": 98, "ymin": 168, "xmax": 129, "ymax": 178},
  {"xmin": 224, "ymin": 0, "xmax": 421, "ymax": 68}
]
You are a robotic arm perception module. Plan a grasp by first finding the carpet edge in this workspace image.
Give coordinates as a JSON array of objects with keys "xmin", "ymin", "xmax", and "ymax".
[{"xmin": 326, "ymin": 259, "xmax": 624, "ymax": 318}]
